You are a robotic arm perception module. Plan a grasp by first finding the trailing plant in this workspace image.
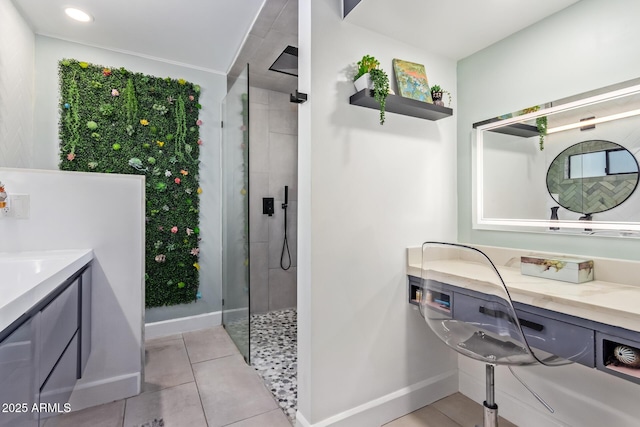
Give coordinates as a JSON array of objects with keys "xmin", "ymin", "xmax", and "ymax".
[
  {"xmin": 63, "ymin": 73, "xmax": 81, "ymax": 158},
  {"xmin": 124, "ymin": 78, "xmax": 138, "ymax": 125},
  {"xmin": 369, "ymin": 68, "xmax": 390, "ymax": 125},
  {"xmin": 58, "ymin": 59, "xmax": 202, "ymax": 308},
  {"xmin": 522, "ymin": 105, "xmax": 547, "ymax": 150},
  {"xmin": 354, "ymin": 55, "xmax": 380, "ymax": 81},
  {"xmin": 536, "ymin": 116, "xmax": 548, "ymax": 151}
]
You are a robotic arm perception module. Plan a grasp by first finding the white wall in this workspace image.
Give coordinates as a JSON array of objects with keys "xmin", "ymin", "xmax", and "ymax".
[
  {"xmin": 0, "ymin": 0, "xmax": 34, "ymax": 168},
  {"xmin": 33, "ymin": 36, "xmax": 227, "ymax": 323},
  {"xmin": 457, "ymin": 0, "xmax": 640, "ymax": 425},
  {"xmin": 481, "ymin": 131, "xmax": 548, "ymax": 220},
  {"xmin": 0, "ymin": 167, "xmax": 144, "ymax": 410},
  {"xmin": 298, "ymin": 0, "xmax": 459, "ymax": 424}
]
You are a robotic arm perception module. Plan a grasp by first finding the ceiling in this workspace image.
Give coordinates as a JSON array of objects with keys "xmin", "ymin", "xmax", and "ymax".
[
  {"xmin": 11, "ymin": 0, "xmax": 265, "ymax": 74},
  {"xmin": 347, "ymin": 0, "xmax": 581, "ymax": 60},
  {"xmin": 227, "ymin": 0, "xmax": 298, "ymax": 94},
  {"xmin": 10, "ymin": 0, "xmax": 581, "ymax": 93}
]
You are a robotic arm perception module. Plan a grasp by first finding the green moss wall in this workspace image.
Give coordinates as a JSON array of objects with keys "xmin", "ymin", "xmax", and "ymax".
[{"xmin": 58, "ymin": 59, "xmax": 202, "ymax": 307}]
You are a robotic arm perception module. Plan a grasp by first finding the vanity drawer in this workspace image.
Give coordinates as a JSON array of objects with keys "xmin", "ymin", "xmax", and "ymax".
[
  {"xmin": 39, "ymin": 279, "xmax": 79, "ymax": 386},
  {"xmin": 38, "ymin": 333, "xmax": 77, "ymax": 425},
  {"xmin": 454, "ymin": 292, "xmax": 595, "ymax": 366},
  {"xmin": 516, "ymin": 309, "xmax": 594, "ymax": 367},
  {"xmin": 453, "ymin": 292, "xmax": 521, "ymax": 340}
]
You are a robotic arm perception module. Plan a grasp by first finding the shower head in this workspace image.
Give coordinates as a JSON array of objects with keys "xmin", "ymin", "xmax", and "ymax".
[{"xmin": 269, "ymin": 46, "xmax": 298, "ymax": 77}]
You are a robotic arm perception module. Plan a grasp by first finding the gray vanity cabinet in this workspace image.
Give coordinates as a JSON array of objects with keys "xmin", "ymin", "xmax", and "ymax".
[
  {"xmin": 38, "ymin": 279, "xmax": 79, "ymax": 388},
  {"xmin": 0, "ymin": 317, "xmax": 38, "ymax": 427},
  {"xmin": 0, "ymin": 263, "xmax": 92, "ymax": 427},
  {"xmin": 79, "ymin": 267, "xmax": 91, "ymax": 375}
]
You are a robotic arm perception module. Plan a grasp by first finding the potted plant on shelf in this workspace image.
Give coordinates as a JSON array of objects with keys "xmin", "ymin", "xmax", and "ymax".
[
  {"xmin": 353, "ymin": 55, "xmax": 390, "ymax": 125},
  {"xmin": 430, "ymin": 85, "xmax": 451, "ymax": 107},
  {"xmin": 353, "ymin": 55, "xmax": 379, "ymax": 92}
]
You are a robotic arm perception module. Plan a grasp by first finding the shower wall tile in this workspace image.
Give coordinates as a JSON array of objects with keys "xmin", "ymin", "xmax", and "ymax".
[
  {"xmin": 249, "ymin": 86, "xmax": 269, "ymax": 105},
  {"xmin": 250, "ymin": 242, "xmax": 269, "ymax": 314},
  {"xmin": 249, "ymin": 86, "xmax": 297, "ymax": 313},
  {"xmin": 249, "ymin": 0, "xmax": 288, "ymax": 39},
  {"xmin": 268, "ymin": 90, "xmax": 292, "ymax": 108},
  {"xmin": 269, "ymin": 173, "xmax": 297, "ymax": 202},
  {"xmin": 269, "ymin": 133, "xmax": 297, "ymax": 177},
  {"xmin": 268, "ymin": 201, "xmax": 297, "ymax": 269},
  {"xmin": 249, "ymin": 172, "xmax": 269, "ymax": 243},
  {"xmin": 268, "ymin": 267, "xmax": 297, "ymax": 311},
  {"xmin": 249, "ymin": 103, "xmax": 269, "ymax": 174},
  {"xmin": 269, "ymin": 108, "xmax": 298, "ymax": 135}
]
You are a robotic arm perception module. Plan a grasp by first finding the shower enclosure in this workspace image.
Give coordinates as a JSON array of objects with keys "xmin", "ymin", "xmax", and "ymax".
[{"xmin": 221, "ymin": 66, "xmax": 250, "ymax": 362}]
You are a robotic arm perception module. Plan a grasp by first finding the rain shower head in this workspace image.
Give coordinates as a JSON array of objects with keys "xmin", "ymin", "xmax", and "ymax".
[{"xmin": 269, "ymin": 46, "xmax": 298, "ymax": 77}]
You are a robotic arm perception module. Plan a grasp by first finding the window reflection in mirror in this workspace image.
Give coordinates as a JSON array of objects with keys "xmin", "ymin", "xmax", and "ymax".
[{"xmin": 568, "ymin": 149, "xmax": 637, "ymax": 179}]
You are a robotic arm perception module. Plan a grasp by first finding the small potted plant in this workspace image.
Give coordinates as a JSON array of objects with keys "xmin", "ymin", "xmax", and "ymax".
[
  {"xmin": 430, "ymin": 84, "xmax": 451, "ymax": 107},
  {"xmin": 353, "ymin": 55, "xmax": 390, "ymax": 125},
  {"xmin": 353, "ymin": 55, "xmax": 379, "ymax": 92}
]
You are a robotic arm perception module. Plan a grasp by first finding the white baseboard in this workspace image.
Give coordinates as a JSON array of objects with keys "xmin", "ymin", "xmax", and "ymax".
[
  {"xmin": 145, "ymin": 311, "xmax": 222, "ymax": 339},
  {"xmin": 295, "ymin": 370, "xmax": 458, "ymax": 427},
  {"xmin": 67, "ymin": 372, "xmax": 140, "ymax": 412}
]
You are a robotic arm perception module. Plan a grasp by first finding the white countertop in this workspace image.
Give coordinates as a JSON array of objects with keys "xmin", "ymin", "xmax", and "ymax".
[
  {"xmin": 0, "ymin": 249, "xmax": 94, "ymax": 332},
  {"xmin": 408, "ymin": 259, "xmax": 640, "ymax": 332}
]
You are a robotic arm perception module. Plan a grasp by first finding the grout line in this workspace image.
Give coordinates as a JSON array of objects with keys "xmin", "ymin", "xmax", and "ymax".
[
  {"xmin": 219, "ymin": 408, "xmax": 285, "ymax": 427},
  {"xmin": 190, "ymin": 352, "xmax": 241, "ymax": 367},
  {"xmin": 433, "ymin": 407, "xmax": 465, "ymax": 427},
  {"xmin": 191, "ymin": 357, "xmax": 210, "ymax": 427},
  {"xmin": 121, "ymin": 397, "xmax": 127, "ymax": 427}
]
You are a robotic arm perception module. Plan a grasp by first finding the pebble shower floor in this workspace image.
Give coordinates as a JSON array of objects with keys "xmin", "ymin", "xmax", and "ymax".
[{"xmin": 251, "ymin": 308, "xmax": 297, "ymax": 422}]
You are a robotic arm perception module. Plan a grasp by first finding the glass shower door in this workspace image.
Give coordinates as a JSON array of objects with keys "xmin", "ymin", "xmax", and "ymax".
[{"xmin": 221, "ymin": 66, "xmax": 250, "ymax": 362}]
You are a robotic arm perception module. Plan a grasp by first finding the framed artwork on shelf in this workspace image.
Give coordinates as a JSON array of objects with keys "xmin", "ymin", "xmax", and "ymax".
[{"xmin": 392, "ymin": 59, "xmax": 433, "ymax": 103}]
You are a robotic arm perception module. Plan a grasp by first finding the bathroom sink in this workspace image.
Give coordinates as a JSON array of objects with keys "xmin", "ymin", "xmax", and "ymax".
[{"xmin": 0, "ymin": 249, "xmax": 93, "ymax": 332}]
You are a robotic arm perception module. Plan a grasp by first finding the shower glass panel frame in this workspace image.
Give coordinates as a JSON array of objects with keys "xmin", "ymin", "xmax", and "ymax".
[{"xmin": 221, "ymin": 66, "xmax": 250, "ymax": 362}]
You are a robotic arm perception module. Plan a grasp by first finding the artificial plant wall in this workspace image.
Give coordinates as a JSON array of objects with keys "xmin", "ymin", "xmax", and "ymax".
[{"xmin": 58, "ymin": 59, "xmax": 202, "ymax": 307}]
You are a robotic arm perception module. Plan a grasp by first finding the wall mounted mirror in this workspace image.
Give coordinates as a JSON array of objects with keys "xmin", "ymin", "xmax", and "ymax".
[{"xmin": 473, "ymin": 80, "xmax": 640, "ymax": 237}]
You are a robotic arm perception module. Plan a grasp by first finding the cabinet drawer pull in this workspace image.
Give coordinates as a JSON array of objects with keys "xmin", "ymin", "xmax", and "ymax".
[
  {"xmin": 479, "ymin": 306, "xmax": 514, "ymax": 322},
  {"xmin": 477, "ymin": 306, "xmax": 544, "ymax": 332},
  {"xmin": 519, "ymin": 319, "xmax": 544, "ymax": 332}
]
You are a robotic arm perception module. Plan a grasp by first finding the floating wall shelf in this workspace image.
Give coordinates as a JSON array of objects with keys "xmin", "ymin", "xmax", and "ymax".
[
  {"xmin": 349, "ymin": 89, "xmax": 453, "ymax": 121},
  {"xmin": 472, "ymin": 117, "xmax": 539, "ymax": 138}
]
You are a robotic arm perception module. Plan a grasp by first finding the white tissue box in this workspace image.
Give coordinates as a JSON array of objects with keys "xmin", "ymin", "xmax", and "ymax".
[{"xmin": 520, "ymin": 256, "xmax": 594, "ymax": 283}]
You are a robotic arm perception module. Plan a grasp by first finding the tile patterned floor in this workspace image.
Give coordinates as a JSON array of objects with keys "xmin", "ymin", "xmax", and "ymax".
[
  {"xmin": 44, "ymin": 327, "xmax": 291, "ymax": 427},
  {"xmin": 43, "ymin": 325, "xmax": 516, "ymax": 427},
  {"xmin": 250, "ymin": 309, "xmax": 297, "ymax": 422},
  {"xmin": 384, "ymin": 392, "xmax": 518, "ymax": 427}
]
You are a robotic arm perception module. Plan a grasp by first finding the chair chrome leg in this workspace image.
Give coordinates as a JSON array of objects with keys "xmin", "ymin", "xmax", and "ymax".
[
  {"xmin": 483, "ymin": 364, "xmax": 498, "ymax": 427},
  {"xmin": 483, "ymin": 402, "xmax": 498, "ymax": 427}
]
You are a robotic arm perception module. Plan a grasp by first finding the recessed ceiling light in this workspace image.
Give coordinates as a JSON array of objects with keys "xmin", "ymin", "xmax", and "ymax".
[{"xmin": 65, "ymin": 7, "xmax": 93, "ymax": 22}]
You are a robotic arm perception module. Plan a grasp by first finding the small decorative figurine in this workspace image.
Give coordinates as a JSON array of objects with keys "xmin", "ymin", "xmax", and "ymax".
[{"xmin": 0, "ymin": 181, "xmax": 7, "ymax": 209}]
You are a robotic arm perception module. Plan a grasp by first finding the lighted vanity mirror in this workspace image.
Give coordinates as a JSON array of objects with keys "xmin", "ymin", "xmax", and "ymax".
[
  {"xmin": 546, "ymin": 141, "xmax": 639, "ymax": 214},
  {"xmin": 474, "ymin": 81, "xmax": 640, "ymax": 236}
]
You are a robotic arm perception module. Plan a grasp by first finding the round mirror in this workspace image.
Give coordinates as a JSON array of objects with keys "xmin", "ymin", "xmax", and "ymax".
[{"xmin": 546, "ymin": 140, "xmax": 639, "ymax": 214}]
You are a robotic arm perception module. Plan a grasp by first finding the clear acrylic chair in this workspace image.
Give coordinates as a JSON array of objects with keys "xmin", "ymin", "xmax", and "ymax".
[{"xmin": 419, "ymin": 242, "xmax": 571, "ymax": 427}]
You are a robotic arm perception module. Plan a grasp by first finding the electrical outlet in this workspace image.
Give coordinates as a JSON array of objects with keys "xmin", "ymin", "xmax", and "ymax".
[
  {"xmin": 12, "ymin": 194, "xmax": 30, "ymax": 219},
  {"xmin": 0, "ymin": 194, "xmax": 30, "ymax": 219}
]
